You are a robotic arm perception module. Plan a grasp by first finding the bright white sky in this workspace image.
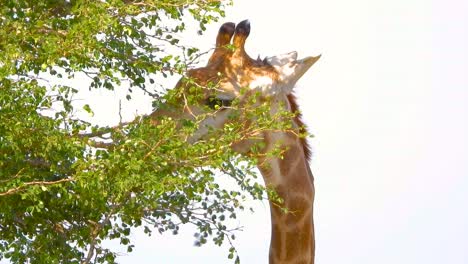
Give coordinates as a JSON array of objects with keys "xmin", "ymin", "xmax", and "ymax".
[
  {"xmin": 108, "ymin": 0, "xmax": 468, "ymax": 263},
  {"xmin": 5, "ymin": 0, "xmax": 467, "ymax": 263}
]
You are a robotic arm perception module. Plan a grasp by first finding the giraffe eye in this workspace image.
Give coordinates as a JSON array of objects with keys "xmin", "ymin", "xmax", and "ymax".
[{"xmin": 205, "ymin": 96, "xmax": 232, "ymax": 110}]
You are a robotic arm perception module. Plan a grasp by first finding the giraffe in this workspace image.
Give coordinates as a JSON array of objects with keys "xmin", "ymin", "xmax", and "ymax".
[{"xmin": 150, "ymin": 20, "xmax": 320, "ymax": 264}]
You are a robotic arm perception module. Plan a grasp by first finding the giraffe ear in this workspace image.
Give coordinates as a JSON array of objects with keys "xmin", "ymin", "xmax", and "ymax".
[
  {"xmin": 267, "ymin": 53, "xmax": 321, "ymax": 89},
  {"xmin": 265, "ymin": 51, "xmax": 298, "ymax": 66}
]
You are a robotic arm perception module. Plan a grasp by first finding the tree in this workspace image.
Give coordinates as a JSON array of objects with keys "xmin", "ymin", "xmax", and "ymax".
[{"xmin": 0, "ymin": 1, "xmax": 293, "ymax": 263}]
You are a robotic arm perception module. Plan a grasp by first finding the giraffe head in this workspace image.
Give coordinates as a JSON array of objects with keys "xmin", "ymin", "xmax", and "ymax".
[
  {"xmin": 153, "ymin": 20, "xmax": 320, "ymax": 149},
  {"xmin": 189, "ymin": 20, "xmax": 320, "ymax": 97}
]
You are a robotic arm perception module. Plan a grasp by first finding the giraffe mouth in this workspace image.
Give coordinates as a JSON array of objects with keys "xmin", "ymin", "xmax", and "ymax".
[{"xmin": 300, "ymin": 55, "xmax": 322, "ymax": 65}]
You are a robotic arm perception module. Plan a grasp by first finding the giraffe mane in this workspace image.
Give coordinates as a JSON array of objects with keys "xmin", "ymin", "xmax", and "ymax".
[{"xmin": 287, "ymin": 93, "xmax": 312, "ymax": 161}]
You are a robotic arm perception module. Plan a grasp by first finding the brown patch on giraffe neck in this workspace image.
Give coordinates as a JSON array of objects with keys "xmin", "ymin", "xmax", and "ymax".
[
  {"xmin": 269, "ymin": 202, "xmax": 314, "ymax": 264},
  {"xmin": 278, "ymin": 142, "xmax": 304, "ymax": 178},
  {"xmin": 261, "ymin": 134, "xmax": 315, "ymax": 264}
]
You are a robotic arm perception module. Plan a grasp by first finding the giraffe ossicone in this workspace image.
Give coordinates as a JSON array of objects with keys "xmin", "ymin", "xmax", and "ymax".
[{"xmin": 151, "ymin": 19, "xmax": 320, "ymax": 264}]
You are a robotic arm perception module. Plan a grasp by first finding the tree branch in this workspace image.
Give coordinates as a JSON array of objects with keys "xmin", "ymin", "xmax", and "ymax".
[
  {"xmin": 76, "ymin": 120, "xmax": 136, "ymax": 138},
  {"xmin": 0, "ymin": 178, "xmax": 74, "ymax": 197},
  {"xmin": 82, "ymin": 206, "xmax": 119, "ymax": 263}
]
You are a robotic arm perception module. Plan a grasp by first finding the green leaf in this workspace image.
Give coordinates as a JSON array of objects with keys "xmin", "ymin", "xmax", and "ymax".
[{"xmin": 83, "ymin": 104, "xmax": 94, "ymax": 116}]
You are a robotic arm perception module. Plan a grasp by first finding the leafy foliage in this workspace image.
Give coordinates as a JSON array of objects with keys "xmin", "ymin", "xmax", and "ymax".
[{"xmin": 0, "ymin": 1, "xmax": 297, "ymax": 263}]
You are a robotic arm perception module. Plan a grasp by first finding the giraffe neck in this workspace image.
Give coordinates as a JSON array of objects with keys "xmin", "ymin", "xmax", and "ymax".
[{"xmin": 258, "ymin": 132, "xmax": 315, "ymax": 264}]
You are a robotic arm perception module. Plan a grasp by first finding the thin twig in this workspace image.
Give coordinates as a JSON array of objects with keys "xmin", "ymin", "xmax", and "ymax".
[{"xmin": 119, "ymin": 100, "xmax": 123, "ymax": 124}]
